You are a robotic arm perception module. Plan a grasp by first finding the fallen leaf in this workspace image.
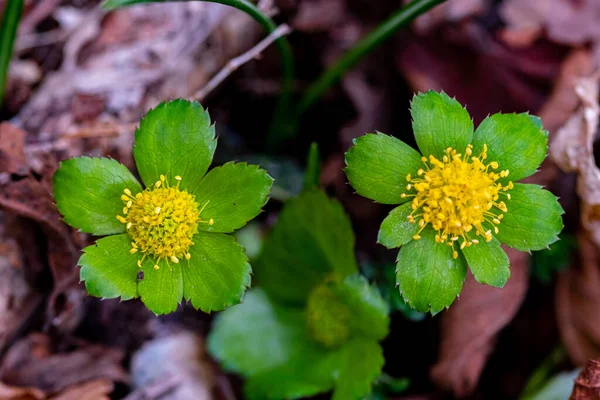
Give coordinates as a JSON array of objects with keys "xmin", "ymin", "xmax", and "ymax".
[
  {"xmin": 0, "ymin": 123, "xmax": 27, "ymax": 176},
  {"xmin": 0, "ymin": 220, "xmax": 41, "ymax": 354},
  {"xmin": 546, "ymin": 51, "xmax": 600, "ymax": 366},
  {"xmin": 0, "ymin": 382, "xmax": 44, "ymax": 400},
  {"xmin": 0, "ymin": 333, "xmax": 128, "ymax": 395},
  {"xmin": 396, "ymin": 25, "xmax": 566, "ymax": 124},
  {"xmin": 129, "ymin": 331, "xmax": 215, "ymax": 400},
  {"xmin": 556, "ymin": 233, "xmax": 600, "ymax": 365},
  {"xmin": 500, "ymin": 0, "xmax": 600, "ymax": 47},
  {"xmin": 537, "ymin": 49, "xmax": 596, "ymax": 135},
  {"xmin": 570, "ymin": 359, "xmax": 600, "ymax": 399},
  {"xmin": 49, "ymin": 379, "xmax": 113, "ymax": 400},
  {"xmin": 0, "ymin": 124, "xmax": 82, "ymax": 334},
  {"xmin": 410, "ymin": 0, "xmax": 487, "ymax": 34},
  {"xmin": 430, "ymin": 247, "xmax": 529, "ymax": 397}
]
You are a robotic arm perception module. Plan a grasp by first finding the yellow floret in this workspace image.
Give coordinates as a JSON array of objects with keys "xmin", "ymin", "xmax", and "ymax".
[{"xmin": 402, "ymin": 144, "xmax": 512, "ymax": 257}]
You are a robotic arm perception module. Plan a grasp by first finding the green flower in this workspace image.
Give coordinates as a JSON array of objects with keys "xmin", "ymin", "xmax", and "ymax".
[
  {"xmin": 344, "ymin": 90, "xmax": 563, "ymax": 314},
  {"xmin": 208, "ymin": 190, "xmax": 389, "ymax": 400},
  {"xmin": 53, "ymin": 99, "xmax": 273, "ymax": 315}
]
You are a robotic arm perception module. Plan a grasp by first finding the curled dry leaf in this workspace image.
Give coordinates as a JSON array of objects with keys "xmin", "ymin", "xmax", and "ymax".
[
  {"xmin": 570, "ymin": 359, "xmax": 600, "ymax": 400},
  {"xmin": 430, "ymin": 248, "xmax": 529, "ymax": 397},
  {"xmin": 549, "ymin": 54, "xmax": 600, "ymax": 365},
  {"xmin": 0, "ymin": 333, "xmax": 128, "ymax": 395},
  {"xmin": 557, "ymin": 233, "xmax": 600, "ymax": 366}
]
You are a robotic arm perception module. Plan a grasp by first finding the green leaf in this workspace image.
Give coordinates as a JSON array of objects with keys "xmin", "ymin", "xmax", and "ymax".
[
  {"xmin": 208, "ymin": 289, "xmax": 311, "ymax": 375},
  {"xmin": 337, "ymin": 275, "xmax": 389, "ymax": 341},
  {"xmin": 53, "ymin": 157, "xmax": 142, "ymax": 235},
  {"xmin": 396, "ymin": 228, "xmax": 467, "ymax": 314},
  {"xmin": 461, "ymin": 237, "xmax": 510, "ymax": 288},
  {"xmin": 255, "ymin": 190, "xmax": 358, "ymax": 305},
  {"xmin": 0, "ymin": 0, "xmax": 23, "ymax": 108},
  {"xmin": 472, "ymin": 113, "xmax": 548, "ymax": 183},
  {"xmin": 495, "ymin": 183, "xmax": 564, "ymax": 251},
  {"xmin": 410, "ymin": 90, "xmax": 474, "ymax": 159},
  {"xmin": 133, "ymin": 99, "xmax": 216, "ymax": 194},
  {"xmin": 245, "ymin": 368, "xmax": 334, "ymax": 400},
  {"xmin": 377, "ymin": 202, "xmax": 419, "ymax": 249},
  {"xmin": 78, "ymin": 234, "xmax": 140, "ymax": 301},
  {"xmin": 183, "ymin": 231, "xmax": 251, "ymax": 312},
  {"xmin": 194, "ymin": 162, "xmax": 273, "ymax": 233},
  {"xmin": 332, "ymin": 339, "xmax": 384, "ymax": 400},
  {"xmin": 138, "ymin": 257, "xmax": 183, "ymax": 315},
  {"xmin": 208, "ymin": 289, "xmax": 336, "ymax": 399},
  {"xmin": 344, "ymin": 133, "xmax": 422, "ymax": 205}
]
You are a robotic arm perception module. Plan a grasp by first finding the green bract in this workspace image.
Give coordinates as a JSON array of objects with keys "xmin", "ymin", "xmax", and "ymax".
[
  {"xmin": 345, "ymin": 90, "xmax": 564, "ymax": 314},
  {"xmin": 53, "ymin": 99, "xmax": 273, "ymax": 315},
  {"xmin": 208, "ymin": 190, "xmax": 389, "ymax": 400}
]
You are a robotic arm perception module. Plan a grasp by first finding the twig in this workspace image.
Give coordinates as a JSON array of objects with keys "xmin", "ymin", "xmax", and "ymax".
[{"xmin": 193, "ymin": 23, "xmax": 291, "ymax": 101}]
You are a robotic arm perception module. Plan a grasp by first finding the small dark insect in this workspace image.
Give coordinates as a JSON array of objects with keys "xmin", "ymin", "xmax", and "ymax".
[{"xmin": 137, "ymin": 271, "xmax": 145, "ymax": 281}]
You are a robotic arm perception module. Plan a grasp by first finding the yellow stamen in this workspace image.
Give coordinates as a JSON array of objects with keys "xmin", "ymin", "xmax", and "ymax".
[
  {"xmin": 402, "ymin": 143, "xmax": 513, "ymax": 250},
  {"xmin": 116, "ymin": 174, "xmax": 211, "ymax": 272}
]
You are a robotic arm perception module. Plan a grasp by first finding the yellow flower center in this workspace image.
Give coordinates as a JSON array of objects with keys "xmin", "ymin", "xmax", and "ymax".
[
  {"xmin": 401, "ymin": 144, "xmax": 513, "ymax": 259},
  {"xmin": 116, "ymin": 175, "xmax": 213, "ymax": 270}
]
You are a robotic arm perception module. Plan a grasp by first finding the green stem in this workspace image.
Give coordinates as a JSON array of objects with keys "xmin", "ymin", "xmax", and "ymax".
[
  {"xmin": 0, "ymin": 0, "xmax": 24, "ymax": 108},
  {"xmin": 303, "ymin": 142, "xmax": 320, "ymax": 191},
  {"xmin": 296, "ymin": 0, "xmax": 446, "ymax": 117},
  {"xmin": 103, "ymin": 0, "xmax": 295, "ymax": 144}
]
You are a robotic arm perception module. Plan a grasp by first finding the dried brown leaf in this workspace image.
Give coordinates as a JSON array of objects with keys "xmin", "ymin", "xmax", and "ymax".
[
  {"xmin": 570, "ymin": 359, "xmax": 600, "ymax": 399},
  {"xmin": 557, "ymin": 234, "xmax": 600, "ymax": 365},
  {"xmin": 0, "ymin": 382, "xmax": 44, "ymax": 400},
  {"xmin": 396, "ymin": 26, "xmax": 565, "ymax": 124},
  {"xmin": 430, "ymin": 248, "xmax": 529, "ymax": 397},
  {"xmin": 0, "ymin": 124, "xmax": 82, "ymax": 333},
  {"xmin": 0, "ymin": 334, "xmax": 128, "ymax": 395},
  {"xmin": 547, "ymin": 51, "xmax": 600, "ymax": 366},
  {"xmin": 0, "ymin": 223, "xmax": 41, "ymax": 354},
  {"xmin": 410, "ymin": 0, "xmax": 487, "ymax": 33},
  {"xmin": 501, "ymin": 0, "xmax": 600, "ymax": 47},
  {"xmin": 538, "ymin": 49, "xmax": 596, "ymax": 135},
  {"xmin": 49, "ymin": 379, "xmax": 113, "ymax": 400}
]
